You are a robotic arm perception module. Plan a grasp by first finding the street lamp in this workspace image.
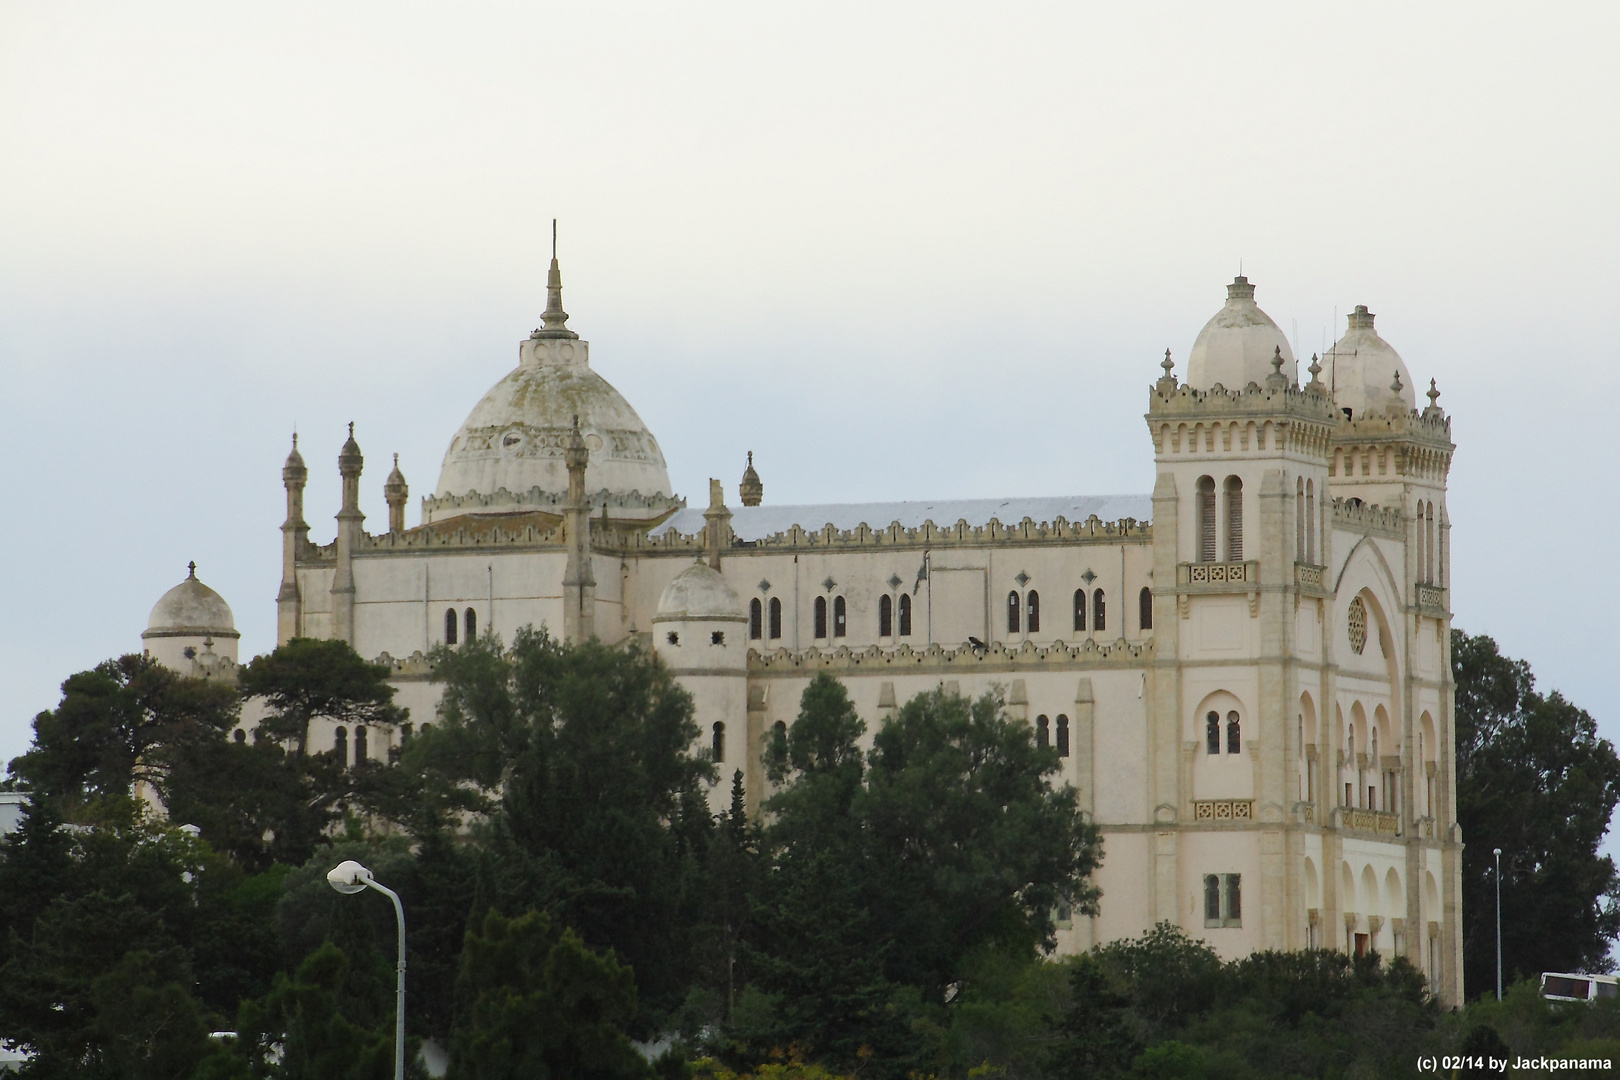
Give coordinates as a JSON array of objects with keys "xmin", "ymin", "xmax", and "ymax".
[
  {"xmin": 1493, "ymin": 847, "xmax": 1503, "ymax": 1001},
  {"xmin": 328, "ymin": 860, "xmax": 405, "ymax": 1080}
]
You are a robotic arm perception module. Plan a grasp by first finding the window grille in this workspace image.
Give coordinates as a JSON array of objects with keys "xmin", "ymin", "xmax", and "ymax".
[
  {"xmin": 1204, "ymin": 873, "xmax": 1242, "ymax": 927},
  {"xmin": 1206, "ymin": 712, "xmax": 1221, "ymax": 755},
  {"xmin": 1226, "ymin": 711, "xmax": 1241, "ymax": 754},
  {"xmin": 1092, "ymin": 589, "xmax": 1106, "ymax": 632},
  {"xmin": 1073, "ymin": 589, "xmax": 1086, "ymax": 632},
  {"xmin": 1224, "ymin": 476, "xmax": 1244, "ymax": 561},
  {"xmin": 1197, "ymin": 476, "xmax": 1217, "ymax": 561}
]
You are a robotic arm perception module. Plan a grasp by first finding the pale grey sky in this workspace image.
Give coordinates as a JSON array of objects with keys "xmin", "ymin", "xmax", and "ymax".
[{"xmin": 3, "ymin": 1, "xmax": 1616, "ymax": 851}]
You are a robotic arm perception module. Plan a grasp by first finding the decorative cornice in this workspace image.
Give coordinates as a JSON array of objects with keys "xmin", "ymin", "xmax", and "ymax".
[{"xmin": 746, "ymin": 635, "xmax": 1151, "ymax": 677}]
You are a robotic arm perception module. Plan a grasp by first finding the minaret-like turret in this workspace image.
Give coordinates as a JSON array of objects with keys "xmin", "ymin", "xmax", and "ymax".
[
  {"xmin": 703, "ymin": 478, "xmax": 732, "ymax": 571},
  {"xmin": 739, "ymin": 451, "xmax": 762, "ymax": 506},
  {"xmin": 277, "ymin": 434, "xmax": 308, "ymax": 645},
  {"xmin": 561, "ymin": 415, "xmax": 597, "ymax": 642},
  {"xmin": 384, "ymin": 453, "xmax": 409, "ymax": 533},
  {"xmin": 331, "ymin": 423, "xmax": 365, "ymax": 645}
]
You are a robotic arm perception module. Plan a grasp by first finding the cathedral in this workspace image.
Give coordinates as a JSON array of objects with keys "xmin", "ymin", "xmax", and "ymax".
[{"xmin": 141, "ymin": 251, "xmax": 1464, "ymax": 1004}]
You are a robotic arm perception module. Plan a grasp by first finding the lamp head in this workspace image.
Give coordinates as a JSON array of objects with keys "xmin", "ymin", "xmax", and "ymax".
[
  {"xmin": 327, "ymin": 860, "xmax": 373, "ymax": 895},
  {"xmin": 1493, "ymin": 848, "xmax": 1502, "ymax": 857}
]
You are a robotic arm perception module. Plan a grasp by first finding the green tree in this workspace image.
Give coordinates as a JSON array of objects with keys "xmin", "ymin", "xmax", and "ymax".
[
  {"xmin": 448, "ymin": 908, "xmax": 650, "ymax": 1080},
  {"xmin": 1452, "ymin": 630, "xmax": 1620, "ymax": 998},
  {"xmin": 232, "ymin": 942, "xmax": 397, "ymax": 1080},
  {"xmin": 238, "ymin": 638, "xmax": 405, "ymax": 759}
]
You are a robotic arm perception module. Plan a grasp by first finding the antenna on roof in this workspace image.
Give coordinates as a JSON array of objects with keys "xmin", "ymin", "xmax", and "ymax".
[{"xmin": 552, "ymin": 218, "xmax": 557, "ymax": 259}]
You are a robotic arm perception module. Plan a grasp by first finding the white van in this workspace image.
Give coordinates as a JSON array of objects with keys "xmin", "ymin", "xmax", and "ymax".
[{"xmin": 1539, "ymin": 972, "xmax": 1619, "ymax": 1002}]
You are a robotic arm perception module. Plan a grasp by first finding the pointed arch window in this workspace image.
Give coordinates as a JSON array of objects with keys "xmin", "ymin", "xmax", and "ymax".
[
  {"xmin": 813, "ymin": 596, "xmax": 827, "ymax": 639},
  {"xmin": 833, "ymin": 596, "xmax": 847, "ymax": 637},
  {"xmin": 897, "ymin": 593, "xmax": 912, "ymax": 637},
  {"xmin": 1306, "ymin": 479, "xmax": 1317, "ymax": 563},
  {"xmin": 1073, "ymin": 589, "xmax": 1086, "ymax": 632},
  {"xmin": 1092, "ymin": 589, "xmax": 1106, "ymax": 632},
  {"xmin": 1197, "ymin": 475, "xmax": 1217, "ymax": 562},
  {"xmin": 1007, "ymin": 591, "xmax": 1021, "ymax": 634},
  {"xmin": 1226, "ymin": 711, "xmax": 1241, "ymax": 755},
  {"xmin": 1056, "ymin": 714, "xmax": 1070, "ymax": 757},
  {"xmin": 878, "ymin": 594, "xmax": 893, "ymax": 637},
  {"xmin": 445, "ymin": 608, "xmax": 458, "ymax": 645},
  {"xmin": 355, "ymin": 725, "xmax": 369, "ymax": 763},
  {"xmin": 712, "ymin": 722, "xmax": 725, "ymax": 763},
  {"xmin": 1026, "ymin": 591, "xmax": 1040, "ymax": 633},
  {"xmin": 769, "ymin": 597, "xmax": 783, "ymax": 639},
  {"xmin": 1426, "ymin": 501, "xmax": 1436, "ymax": 583},
  {"xmin": 465, "ymin": 607, "xmax": 477, "ymax": 641},
  {"xmin": 1296, "ymin": 477, "xmax": 1306, "ymax": 561},
  {"xmin": 1224, "ymin": 476, "xmax": 1244, "ymax": 561},
  {"xmin": 1036, "ymin": 714, "xmax": 1050, "ymax": 748},
  {"xmin": 1139, "ymin": 586, "xmax": 1153, "ymax": 631},
  {"xmin": 750, "ymin": 598, "xmax": 763, "ymax": 640},
  {"xmin": 1206, "ymin": 712, "xmax": 1221, "ymax": 755}
]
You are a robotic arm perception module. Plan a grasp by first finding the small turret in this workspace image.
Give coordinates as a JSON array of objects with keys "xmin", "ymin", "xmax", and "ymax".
[
  {"xmin": 703, "ymin": 478, "xmax": 733, "ymax": 571},
  {"xmin": 277, "ymin": 433, "xmax": 309, "ymax": 645},
  {"xmin": 384, "ymin": 453, "xmax": 409, "ymax": 533},
  {"xmin": 332, "ymin": 423, "xmax": 365, "ymax": 645},
  {"xmin": 739, "ymin": 451, "xmax": 763, "ymax": 506}
]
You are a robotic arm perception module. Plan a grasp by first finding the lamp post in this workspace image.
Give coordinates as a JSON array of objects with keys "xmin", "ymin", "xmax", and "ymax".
[
  {"xmin": 1493, "ymin": 847, "xmax": 1503, "ymax": 1001},
  {"xmin": 328, "ymin": 860, "xmax": 405, "ymax": 1080}
]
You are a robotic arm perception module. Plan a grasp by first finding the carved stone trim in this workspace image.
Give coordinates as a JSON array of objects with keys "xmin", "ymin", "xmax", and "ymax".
[{"xmin": 1193, "ymin": 799, "xmax": 1254, "ymax": 822}]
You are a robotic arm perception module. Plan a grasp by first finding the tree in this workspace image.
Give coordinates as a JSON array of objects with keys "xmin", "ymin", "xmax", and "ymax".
[
  {"xmin": 238, "ymin": 637, "xmax": 405, "ymax": 759},
  {"xmin": 448, "ymin": 908, "xmax": 650, "ymax": 1080},
  {"xmin": 8, "ymin": 653, "xmax": 238, "ymax": 818},
  {"xmin": 1452, "ymin": 630, "xmax": 1620, "ymax": 998}
]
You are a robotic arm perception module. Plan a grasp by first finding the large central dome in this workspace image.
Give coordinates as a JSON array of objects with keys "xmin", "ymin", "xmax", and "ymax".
[{"xmin": 432, "ymin": 255, "xmax": 672, "ymax": 516}]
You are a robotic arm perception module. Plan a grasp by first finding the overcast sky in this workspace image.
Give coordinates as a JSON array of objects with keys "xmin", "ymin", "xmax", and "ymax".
[{"xmin": 3, "ymin": 3, "xmax": 1617, "ymax": 844}]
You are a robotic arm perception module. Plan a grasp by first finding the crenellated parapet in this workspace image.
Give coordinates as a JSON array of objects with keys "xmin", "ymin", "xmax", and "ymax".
[
  {"xmin": 1330, "ymin": 408, "xmax": 1454, "ymax": 483},
  {"xmin": 611, "ymin": 513, "xmax": 1150, "ymax": 557},
  {"xmin": 747, "ymin": 634, "xmax": 1151, "ymax": 676},
  {"xmin": 1332, "ymin": 497, "xmax": 1405, "ymax": 538},
  {"xmin": 1146, "ymin": 367, "xmax": 1339, "ymax": 461},
  {"xmin": 421, "ymin": 485, "xmax": 684, "ymax": 525}
]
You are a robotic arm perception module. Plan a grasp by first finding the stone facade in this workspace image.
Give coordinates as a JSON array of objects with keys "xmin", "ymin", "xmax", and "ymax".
[{"xmin": 156, "ymin": 263, "xmax": 1464, "ymax": 1004}]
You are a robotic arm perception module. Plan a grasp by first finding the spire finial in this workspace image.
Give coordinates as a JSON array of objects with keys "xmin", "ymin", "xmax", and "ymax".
[
  {"xmin": 552, "ymin": 218, "xmax": 557, "ymax": 260},
  {"xmin": 292, "ymin": 432, "xmax": 298, "ymax": 449},
  {"xmin": 1427, "ymin": 378, "xmax": 1441, "ymax": 409},
  {"xmin": 393, "ymin": 452, "xmax": 399, "ymax": 467},
  {"xmin": 1391, "ymin": 368, "xmax": 1404, "ymax": 394},
  {"xmin": 187, "ymin": 560, "xmax": 197, "ymax": 579},
  {"xmin": 1162, "ymin": 349, "xmax": 1174, "ymax": 376},
  {"xmin": 532, "ymin": 220, "xmax": 578, "ymax": 339}
]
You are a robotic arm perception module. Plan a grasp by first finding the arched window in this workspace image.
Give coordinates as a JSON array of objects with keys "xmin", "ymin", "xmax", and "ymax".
[
  {"xmin": 878, "ymin": 594, "xmax": 893, "ymax": 637},
  {"xmin": 1197, "ymin": 475, "xmax": 1217, "ymax": 562},
  {"xmin": 833, "ymin": 596, "xmax": 847, "ymax": 637},
  {"xmin": 750, "ymin": 598, "xmax": 763, "ymax": 640},
  {"xmin": 897, "ymin": 593, "xmax": 912, "ymax": 636},
  {"xmin": 355, "ymin": 725, "xmax": 369, "ymax": 763},
  {"xmin": 1026, "ymin": 591, "xmax": 1040, "ymax": 633},
  {"xmin": 1036, "ymin": 714, "xmax": 1050, "ymax": 748},
  {"xmin": 1204, "ymin": 874, "xmax": 1221, "ymax": 924},
  {"xmin": 1296, "ymin": 477, "xmax": 1305, "ymax": 561},
  {"xmin": 1426, "ymin": 501, "xmax": 1436, "ymax": 583},
  {"xmin": 1056, "ymin": 714, "xmax": 1070, "ymax": 757},
  {"xmin": 1007, "ymin": 591, "xmax": 1021, "ymax": 634},
  {"xmin": 1306, "ymin": 479, "xmax": 1317, "ymax": 563},
  {"xmin": 712, "ymin": 722, "xmax": 725, "ymax": 762},
  {"xmin": 1092, "ymin": 589, "xmax": 1106, "ymax": 632},
  {"xmin": 1224, "ymin": 476, "xmax": 1244, "ymax": 561},
  {"xmin": 1206, "ymin": 712, "xmax": 1221, "ymax": 755},
  {"xmin": 1073, "ymin": 589, "xmax": 1086, "ymax": 632},
  {"xmin": 814, "ymin": 596, "xmax": 827, "ymax": 639},
  {"xmin": 334, "ymin": 725, "xmax": 348, "ymax": 766},
  {"xmin": 1226, "ymin": 711, "xmax": 1241, "ymax": 754},
  {"xmin": 445, "ymin": 608, "xmax": 458, "ymax": 645},
  {"xmin": 772, "ymin": 719, "xmax": 788, "ymax": 763},
  {"xmin": 769, "ymin": 597, "xmax": 783, "ymax": 639},
  {"xmin": 1139, "ymin": 586, "xmax": 1153, "ymax": 631},
  {"xmin": 465, "ymin": 607, "xmax": 477, "ymax": 641},
  {"xmin": 233, "ymin": 728, "xmax": 246, "ymax": 744}
]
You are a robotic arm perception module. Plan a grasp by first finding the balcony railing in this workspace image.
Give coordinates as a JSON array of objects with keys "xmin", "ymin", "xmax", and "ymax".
[{"xmin": 1339, "ymin": 807, "xmax": 1400, "ymax": 836}]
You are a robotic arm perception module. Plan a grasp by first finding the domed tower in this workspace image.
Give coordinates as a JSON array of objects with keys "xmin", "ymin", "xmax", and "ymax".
[
  {"xmin": 1322, "ymin": 305, "xmax": 1417, "ymax": 420},
  {"xmin": 427, "ymin": 232, "xmax": 676, "ymax": 524},
  {"xmin": 1185, "ymin": 276, "xmax": 1297, "ymax": 391},
  {"xmin": 143, "ymin": 562, "xmax": 239, "ymax": 678}
]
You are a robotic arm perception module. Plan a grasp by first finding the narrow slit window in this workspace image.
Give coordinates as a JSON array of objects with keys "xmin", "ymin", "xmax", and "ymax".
[
  {"xmin": 1206, "ymin": 712, "xmax": 1221, "ymax": 755},
  {"xmin": 445, "ymin": 608, "xmax": 458, "ymax": 645},
  {"xmin": 334, "ymin": 726, "xmax": 348, "ymax": 766},
  {"xmin": 1197, "ymin": 475, "xmax": 1217, "ymax": 562},
  {"xmin": 750, "ymin": 598, "xmax": 763, "ymax": 640},
  {"xmin": 1224, "ymin": 476, "xmax": 1244, "ymax": 561},
  {"xmin": 1306, "ymin": 479, "xmax": 1317, "ymax": 563},
  {"xmin": 1073, "ymin": 589, "xmax": 1086, "ymax": 632},
  {"xmin": 712, "ymin": 722, "xmax": 725, "ymax": 763},
  {"xmin": 1008, "ymin": 591, "xmax": 1021, "ymax": 634},
  {"xmin": 1056, "ymin": 714, "xmax": 1070, "ymax": 757},
  {"xmin": 1139, "ymin": 586, "xmax": 1153, "ymax": 631},
  {"xmin": 1026, "ymin": 591, "xmax": 1040, "ymax": 633},
  {"xmin": 355, "ymin": 725, "xmax": 368, "ymax": 763},
  {"xmin": 1036, "ymin": 714, "xmax": 1050, "ymax": 748},
  {"xmin": 465, "ymin": 607, "xmax": 477, "ymax": 641},
  {"xmin": 1226, "ymin": 711, "xmax": 1241, "ymax": 754},
  {"xmin": 897, "ymin": 593, "xmax": 912, "ymax": 636},
  {"xmin": 1204, "ymin": 874, "xmax": 1221, "ymax": 925},
  {"xmin": 833, "ymin": 596, "xmax": 847, "ymax": 637},
  {"xmin": 879, "ymin": 594, "xmax": 893, "ymax": 637},
  {"xmin": 769, "ymin": 597, "xmax": 783, "ymax": 639},
  {"xmin": 814, "ymin": 596, "xmax": 827, "ymax": 639},
  {"xmin": 1092, "ymin": 589, "xmax": 1106, "ymax": 632},
  {"xmin": 1296, "ymin": 477, "xmax": 1305, "ymax": 561}
]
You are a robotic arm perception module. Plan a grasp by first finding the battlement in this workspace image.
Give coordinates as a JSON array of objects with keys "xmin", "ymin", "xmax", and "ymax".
[
  {"xmin": 607, "ymin": 512, "xmax": 1151, "ymax": 557},
  {"xmin": 1332, "ymin": 497, "xmax": 1404, "ymax": 538},
  {"xmin": 747, "ymin": 634, "xmax": 1151, "ymax": 677},
  {"xmin": 421, "ymin": 485, "xmax": 684, "ymax": 524},
  {"xmin": 1330, "ymin": 409, "xmax": 1454, "ymax": 483},
  {"xmin": 1147, "ymin": 376, "xmax": 1338, "ymax": 460}
]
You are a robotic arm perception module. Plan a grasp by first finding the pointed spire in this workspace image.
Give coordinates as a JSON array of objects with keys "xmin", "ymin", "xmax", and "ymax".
[
  {"xmin": 532, "ymin": 219, "xmax": 579, "ymax": 340},
  {"xmin": 338, "ymin": 421, "xmax": 363, "ymax": 476}
]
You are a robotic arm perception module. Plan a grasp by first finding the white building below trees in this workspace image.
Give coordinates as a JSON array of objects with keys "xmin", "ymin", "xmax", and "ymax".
[{"xmin": 141, "ymin": 253, "xmax": 1465, "ymax": 1006}]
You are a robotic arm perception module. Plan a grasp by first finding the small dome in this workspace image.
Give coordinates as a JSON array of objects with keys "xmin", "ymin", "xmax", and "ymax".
[
  {"xmin": 144, "ymin": 563, "xmax": 238, "ymax": 640},
  {"xmin": 1185, "ymin": 276, "xmax": 1296, "ymax": 391},
  {"xmin": 653, "ymin": 563, "xmax": 745, "ymax": 622},
  {"xmin": 1323, "ymin": 306, "xmax": 1417, "ymax": 418}
]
